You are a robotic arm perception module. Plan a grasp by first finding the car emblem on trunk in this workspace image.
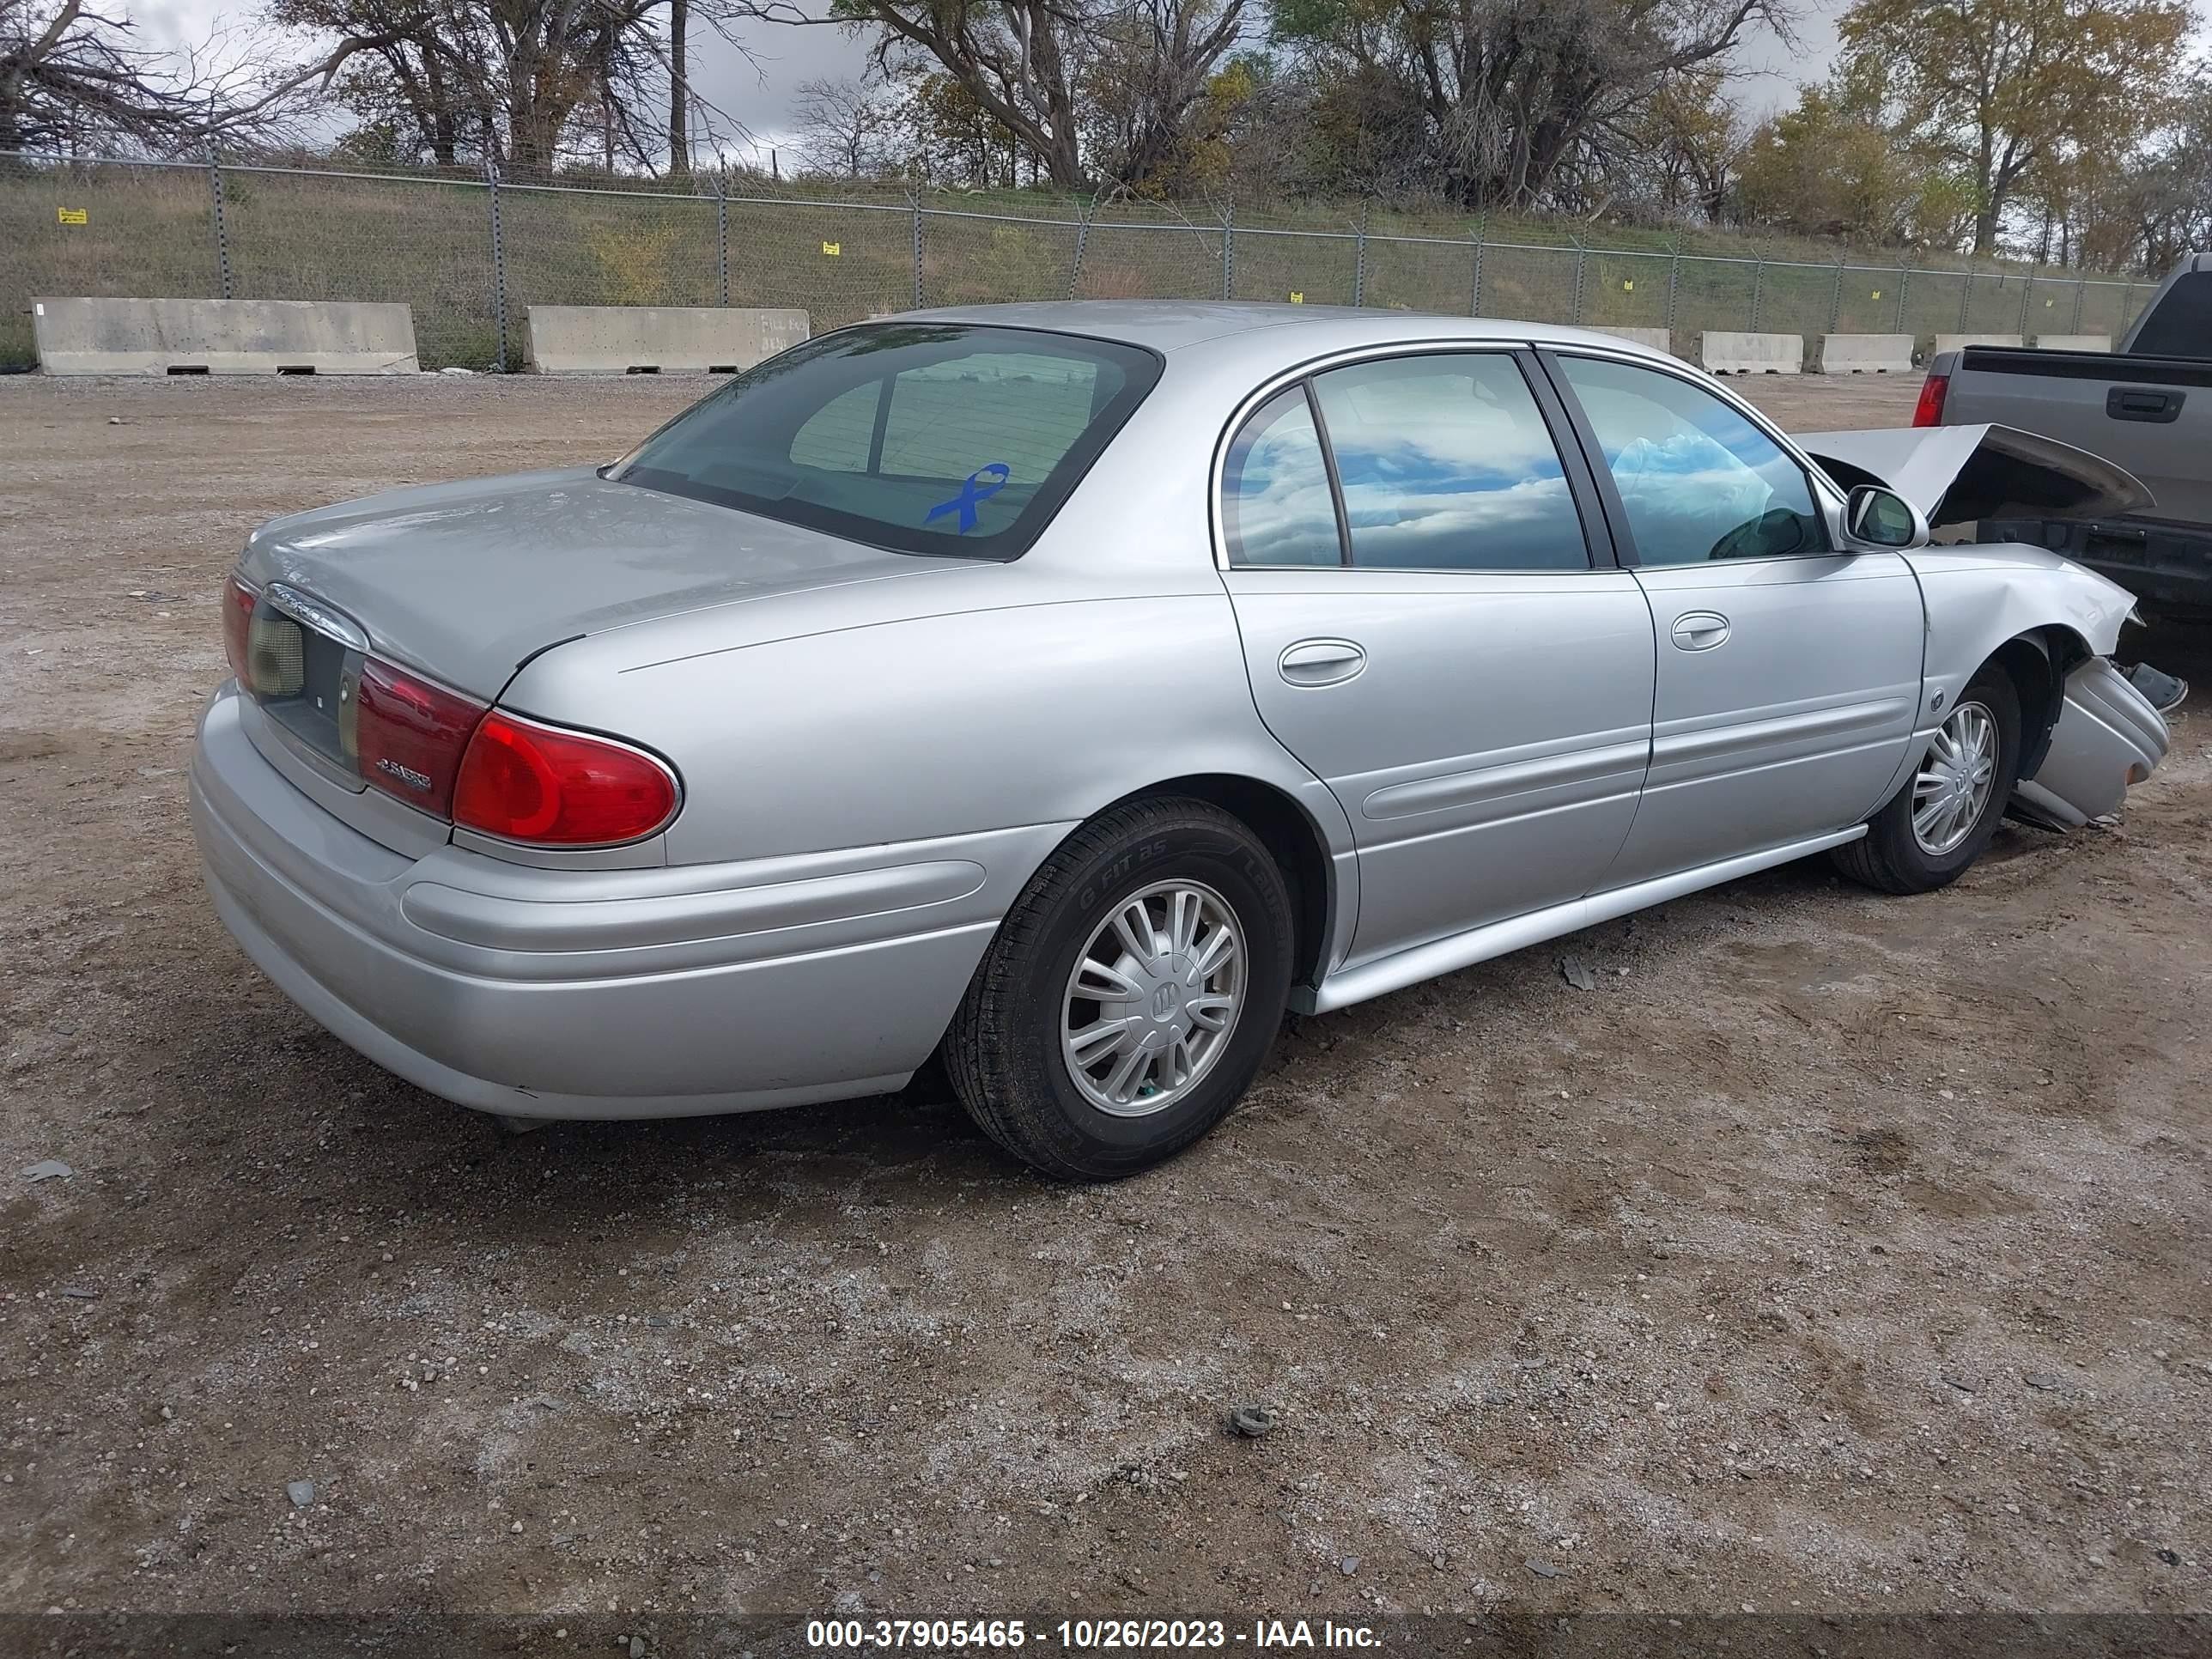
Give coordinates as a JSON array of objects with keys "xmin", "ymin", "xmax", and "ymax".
[{"xmin": 375, "ymin": 757, "xmax": 433, "ymax": 792}]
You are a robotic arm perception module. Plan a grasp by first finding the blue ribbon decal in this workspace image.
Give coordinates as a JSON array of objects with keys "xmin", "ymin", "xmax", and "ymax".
[{"xmin": 924, "ymin": 463, "xmax": 1011, "ymax": 534}]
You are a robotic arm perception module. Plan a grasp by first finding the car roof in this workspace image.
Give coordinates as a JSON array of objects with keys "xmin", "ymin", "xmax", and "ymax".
[{"xmin": 896, "ymin": 300, "xmax": 1669, "ymax": 359}]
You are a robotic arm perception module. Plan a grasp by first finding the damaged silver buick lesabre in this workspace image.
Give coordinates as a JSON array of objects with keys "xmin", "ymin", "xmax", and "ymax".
[{"xmin": 191, "ymin": 305, "xmax": 2173, "ymax": 1180}]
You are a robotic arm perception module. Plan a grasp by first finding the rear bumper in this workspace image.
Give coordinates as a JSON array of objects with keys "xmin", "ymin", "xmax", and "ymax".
[
  {"xmin": 189, "ymin": 684, "xmax": 1049, "ymax": 1120},
  {"xmin": 2014, "ymin": 656, "xmax": 2172, "ymax": 829},
  {"xmin": 1984, "ymin": 516, "xmax": 2212, "ymax": 613}
]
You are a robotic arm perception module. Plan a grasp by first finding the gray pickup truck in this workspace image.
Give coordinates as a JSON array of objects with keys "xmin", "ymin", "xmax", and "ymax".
[{"xmin": 1921, "ymin": 251, "xmax": 2212, "ymax": 616}]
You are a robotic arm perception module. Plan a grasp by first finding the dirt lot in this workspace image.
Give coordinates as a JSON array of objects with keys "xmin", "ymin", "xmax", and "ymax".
[{"xmin": 3, "ymin": 371, "xmax": 2208, "ymax": 1630}]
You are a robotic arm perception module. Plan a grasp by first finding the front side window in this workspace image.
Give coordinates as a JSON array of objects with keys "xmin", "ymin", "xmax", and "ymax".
[
  {"xmin": 1554, "ymin": 355, "xmax": 1829, "ymax": 566},
  {"xmin": 1222, "ymin": 386, "xmax": 1344, "ymax": 567},
  {"xmin": 1310, "ymin": 354, "xmax": 1590, "ymax": 571},
  {"xmin": 615, "ymin": 324, "xmax": 1161, "ymax": 558}
]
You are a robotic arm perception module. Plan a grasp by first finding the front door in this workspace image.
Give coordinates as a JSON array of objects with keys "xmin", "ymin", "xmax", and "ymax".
[
  {"xmin": 1217, "ymin": 349, "xmax": 1656, "ymax": 966},
  {"xmin": 1542, "ymin": 351, "xmax": 1924, "ymax": 889}
]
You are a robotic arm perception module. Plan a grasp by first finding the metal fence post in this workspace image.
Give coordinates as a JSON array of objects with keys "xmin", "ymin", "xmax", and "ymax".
[
  {"xmin": 1469, "ymin": 210, "xmax": 1486, "ymax": 316},
  {"xmin": 714, "ymin": 173, "xmax": 729, "ymax": 307},
  {"xmin": 1665, "ymin": 235, "xmax": 1680, "ymax": 338},
  {"xmin": 1957, "ymin": 262, "xmax": 1973, "ymax": 331},
  {"xmin": 1066, "ymin": 197, "xmax": 1092, "ymax": 300},
  {"xmin": 1221, "ymin": 202, "xmax": 1234, "ymax": 302},
  {"xmin": 2072, "ymin": 271, "xmax": 2087, "ymax": 332},
  {"xmin": 2018, "ymin": 266, "xmax": 2035, "ymax": 337},
  {"xmin": 485, "ymin": 159, "xmax": 507, "ymax": 374},
  {"xmin": 909, "ymin": 196, "xmax": 924, "ymax": 308},
  {"xmin": 1571, "ymin": 237, "xmax": 1587, "ymax": 324},
  {"xmin": 206, "ymin": 149, "xmax": 233, "ymax": 300},
  {"xmin": 1749, "ymin": 241, "xmax": 1765, "ymax": 331},
  {"xmin": 1352, "ymin": 203, "xmax": 1369, "ymax": 307},
  {"xmin": 1828, "ymin": 252, "xmax": 1845, "ymax": 331}
]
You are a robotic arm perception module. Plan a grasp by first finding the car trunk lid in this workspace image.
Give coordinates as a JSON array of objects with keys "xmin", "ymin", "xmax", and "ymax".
[{"xmin": 236, "ymin": 466, "xmax": 966, "ymax": 700}]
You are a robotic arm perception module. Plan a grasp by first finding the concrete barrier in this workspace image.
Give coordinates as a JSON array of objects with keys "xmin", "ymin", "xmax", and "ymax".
[
  {"xmin": 524, "ymin": 306, "xmax": 810, "ymax": 374},
  {"xmin": 1813, "ymin": 333, "xmax": 1913, "ymax": 374},
  {"xmin": 1698, "ymin": 331, "xmax": 1803, "ymax": 374},
  {"xmin": 2034, "ymin": 333, "xmax": 2111, "ymax": 351},
  {"xmin": 1588, "ymin": 325, "xmax": 1672, "ymax": 354},
  {"xmin": 32, "ymin": 297, "xmax": 417, "ymax": 375},
  {"xmin": 1932, "ymin": 333, "xmax": 2023, "ymax": 356}
]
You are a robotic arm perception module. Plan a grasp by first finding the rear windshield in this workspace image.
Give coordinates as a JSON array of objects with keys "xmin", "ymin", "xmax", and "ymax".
[{"xmin": 610, "ymin": 323, "xmax": 1163, "ymax": 558}]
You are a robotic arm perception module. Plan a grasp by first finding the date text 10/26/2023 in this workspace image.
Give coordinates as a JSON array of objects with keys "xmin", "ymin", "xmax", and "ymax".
[{"xmin": 805, "ymin": 1618, "xmax": 1382, "ymax": 1650}]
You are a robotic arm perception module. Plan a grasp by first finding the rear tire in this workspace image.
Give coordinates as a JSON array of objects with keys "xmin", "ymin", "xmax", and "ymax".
[
  {"xmin": 1832, "ymin": 664, "xmax": 2021, "ymax": 895},
  {"xmin": 945, "ymin": 797, "xmax": 1294, "ymax": 1182}
]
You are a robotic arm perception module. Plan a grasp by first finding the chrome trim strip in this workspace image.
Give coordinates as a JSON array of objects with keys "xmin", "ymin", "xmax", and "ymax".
[
  {"xmin": 402, "ymin": 859, "xmax": 990, "ymax": 953},
  {"xmin": 1362, "ymin": 737, "xmax": 1651, "ymax": 822},
  {"xmin": 262, "ymin": 581, "xmax": 371, "ymax": 652}
]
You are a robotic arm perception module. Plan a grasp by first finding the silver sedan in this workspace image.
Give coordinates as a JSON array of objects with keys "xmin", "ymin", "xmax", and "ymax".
[{"xmin": 190, "ymin": 304, "xmax": 2171, "ymax": 1179}]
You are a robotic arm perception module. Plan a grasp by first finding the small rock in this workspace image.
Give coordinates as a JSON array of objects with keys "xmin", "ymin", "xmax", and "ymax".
[
  {"xmin": 108, "ymin": 416, "xmax": 126, "ymax": 425},
  {"xmin": 2159, "ymin": 1549, "xmax": 2180, "ymax": 1566},
  {"xmin": 1526, "ymin": 1559, "xmax": 1561, "ymax": 1578},
  {"xmin": 1482, "ymin": 1389, "xmax": 1514, "ymax": 1407},
  {"xmin": 439, "ymin": 365, "xmax": 477, "ymax": 377},
  {"xmin": 59, "ymin": 1286, "xmax": 100, "ymax": 1300},
  {"xmin": 1559, "ymin": 955, "xmax": 1597, "ymax": 992},
  {"xmin": 629, "ymin": 1638, "xmax": 647, "ymax": 1659},
  {"xmin": 1227, "ymin": 1405, "xmax": 1273, "ymax": 1438},
  {"xmin": 1942, "ymin": 1373, "xmax": 1984, "ymax": 1395},
  {"xmin": 2024, "ymin": 1374, "xmax": 2065, "ymax": 1393},
  {"xmin": 1340, "ymin": 1556, "xmax": 1359, "ymax": 1575},
  {"xmin": 510, "ymin": 1519, "xmax": 524, "ymax": 1534},
  {"xmin": 23, "ymin": 1160, "xmax": 73, "ymax": 1182},
  {"xmin": 286, "ymin": 1480, "xmax": 314, "ymax": 1508}
]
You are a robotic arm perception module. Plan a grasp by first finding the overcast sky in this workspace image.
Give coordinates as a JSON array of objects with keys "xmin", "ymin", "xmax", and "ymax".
[{"xmin": 139, "ymin": 0, "xmax": 1845, "ymax": 166}]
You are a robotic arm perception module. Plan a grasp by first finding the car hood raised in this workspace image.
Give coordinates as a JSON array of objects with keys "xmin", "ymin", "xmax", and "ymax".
[
  {"xmin": 1799, "ymin": 422, "xmax": 2153, "ymax": 529},
  {"xmin": 237, "ymin": 467, "xmax": 966, "ymax": 697}
]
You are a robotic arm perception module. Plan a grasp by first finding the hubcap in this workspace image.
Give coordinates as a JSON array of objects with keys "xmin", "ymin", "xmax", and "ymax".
[
  {"xmin": 1060, "ymin": 881, "xmax": 1246, "ymax": 1117},
  {"xmin": 1912, "ymin": 699, "xmax": 1999, "ymax": 855}
]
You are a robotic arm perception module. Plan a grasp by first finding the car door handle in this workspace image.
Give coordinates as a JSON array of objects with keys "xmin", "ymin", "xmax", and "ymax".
[
  {"xmin": 1670, "ymin": 611, "xmax": 1731, "ymax": 651},
  {"xmin": 1279, "ymin": 639, "xmax": 1366, "ymax": 686},
  {"xmin": 2106, "ymin": 386, "xmax": 2184, "ymax": 423}
]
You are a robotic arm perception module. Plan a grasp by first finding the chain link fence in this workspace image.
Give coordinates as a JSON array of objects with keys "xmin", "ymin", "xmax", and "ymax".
[{"xmin": 0, "ymin": 150, "xmax": 2154, "ymax": 372}]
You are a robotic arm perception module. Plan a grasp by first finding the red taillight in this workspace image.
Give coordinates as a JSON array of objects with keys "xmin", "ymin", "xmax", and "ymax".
[
  {"xmin": 353, "ymin": 657, "xmax": 485, "ymax": 818},
  {"xmin": 453, "ymin": 711, "xmax": 679, "ymax": 847},
  {"xmin": 222, "ymin": 575, "xmax": 257, "ymax": 686},
  {"xmin": 1911, "ymin": 371, "xmax": 1948, "ymax": 428}
]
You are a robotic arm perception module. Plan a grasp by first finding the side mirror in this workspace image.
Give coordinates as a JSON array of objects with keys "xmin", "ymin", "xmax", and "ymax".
[{"xmin": 1841, "ymin": 483, "xmax": 1927, "ymax": 550}]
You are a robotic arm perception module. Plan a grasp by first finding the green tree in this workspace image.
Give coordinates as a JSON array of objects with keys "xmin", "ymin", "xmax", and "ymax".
[{"xmin": 1836, "ymin": 0, "xmax": 2194, "ymax": 255}]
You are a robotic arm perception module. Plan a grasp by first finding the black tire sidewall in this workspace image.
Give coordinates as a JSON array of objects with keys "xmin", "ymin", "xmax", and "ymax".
[
  {"xmin": 1881, "ymin": 667, "xmax": 2022, "ymax": 884},
  {"xmin": 1005, "ymin": 812, "xmax": 1292, "ymax": 1172}
]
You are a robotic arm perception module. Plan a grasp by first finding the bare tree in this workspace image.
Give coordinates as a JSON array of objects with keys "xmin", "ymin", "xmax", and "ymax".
[
  {"xmin": 790, "ymin": 73, "xmax": 887, "ymax": 175},
  {"xmin": 0, "ymin": 0, "xmax": 331, "ymax": 151}
]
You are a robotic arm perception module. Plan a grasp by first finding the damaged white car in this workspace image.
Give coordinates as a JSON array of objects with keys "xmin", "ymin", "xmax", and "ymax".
[{"xmin": 193, "ymin": 309, "xmax": 2176, "ymax": 1177}]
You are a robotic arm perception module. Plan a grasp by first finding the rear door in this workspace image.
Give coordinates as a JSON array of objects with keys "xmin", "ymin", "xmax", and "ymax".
[
  {"xmin": 1543, "ymin": 350, "xmax": 1923, "ymax": 890},
  {"xmin": 1218, "ymin": 347, "xmax": 1655, "ymax": 966}
]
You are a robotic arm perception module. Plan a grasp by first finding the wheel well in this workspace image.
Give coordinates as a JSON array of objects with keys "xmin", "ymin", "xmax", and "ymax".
[
  {"xmin": 1100, "ymin": 775, "xmax": 1334, "ymax": 994},
  {"xmin": 1990, "ymin": 629, "xmax": 2088, "ymax": 781}
]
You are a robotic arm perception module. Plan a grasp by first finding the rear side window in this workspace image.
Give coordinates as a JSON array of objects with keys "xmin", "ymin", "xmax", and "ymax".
[
  {"xmin": 1222, "ymin": 386, "xmax": 1344, "ymax": 567},
  {"xmin": 1310, "ymin": 354, "xmax": 1590, "ymax": 571},
  {"xmin": 2129, "ymin": 270, "xmax": 2212, "ymax": 359},
  {"xmin": 615, "ymin": 324, "xmax": 1161, "ymax": 558}
]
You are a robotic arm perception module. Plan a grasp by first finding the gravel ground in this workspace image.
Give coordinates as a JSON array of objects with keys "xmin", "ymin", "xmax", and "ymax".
[{"xmin": 3, "ymin": 371, "xmax": 2208, "ymax": 1627}]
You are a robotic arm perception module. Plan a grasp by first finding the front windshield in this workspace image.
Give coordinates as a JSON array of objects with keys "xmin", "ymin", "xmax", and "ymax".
[{"xmin": 610, "ymin": 322, "xmax": 1163, "ymax": 559}]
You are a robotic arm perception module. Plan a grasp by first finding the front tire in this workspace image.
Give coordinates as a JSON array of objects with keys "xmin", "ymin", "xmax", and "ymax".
[
  {"xmin": 1832, "ymin": 664, "xmax": 2021, "ymax": 895},
  {"xmin": 945, "ymin": 798, "xmax": 1294, "ymax": 1181}
]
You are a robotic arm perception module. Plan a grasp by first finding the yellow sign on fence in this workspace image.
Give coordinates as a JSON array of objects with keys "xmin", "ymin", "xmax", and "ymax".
[
  {"xmin": 58, "ymin": 207, "xmax": 88, "ymax": 226},
  {"xmin": 821, "ymin": 240, "xmax": 841, "ymax": 257},
  {"xmin": 1289, "ymin": 290, "xmax": 1304, "ymax": 304}
]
